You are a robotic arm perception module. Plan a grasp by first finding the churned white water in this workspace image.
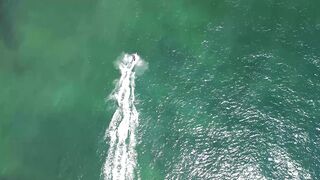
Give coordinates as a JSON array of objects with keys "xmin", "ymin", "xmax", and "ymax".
[{"xmin": 103, "ymin": 53, "xmax": 145, "ymax": 180}]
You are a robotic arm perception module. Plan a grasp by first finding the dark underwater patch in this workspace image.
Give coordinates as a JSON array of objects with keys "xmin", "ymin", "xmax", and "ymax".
[{"xmin": 0, "ymin": 0, "xmax": 19, "ymax": 49}]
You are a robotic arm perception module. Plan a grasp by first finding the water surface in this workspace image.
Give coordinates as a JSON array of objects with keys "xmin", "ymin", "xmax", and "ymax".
[{"xmin": 1, "ymin": 0, "xmax": 320, "ymax": 179}]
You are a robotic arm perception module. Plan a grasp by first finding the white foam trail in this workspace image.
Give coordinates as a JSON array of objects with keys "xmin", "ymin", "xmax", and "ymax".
[{"xmin": 103, "ymin": 53, "xmax": 141, "ymax": 180}]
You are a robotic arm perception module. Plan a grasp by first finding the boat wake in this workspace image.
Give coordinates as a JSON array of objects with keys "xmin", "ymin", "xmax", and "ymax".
[{"xmin": 103, "ymin": 53, "xmax": 145, "ymax": 180}]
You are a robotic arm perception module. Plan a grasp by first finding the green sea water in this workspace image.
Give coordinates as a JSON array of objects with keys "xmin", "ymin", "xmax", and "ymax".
[{"xmin": 1, "ymin": 0, "xmax": 320, "ymax": 179}]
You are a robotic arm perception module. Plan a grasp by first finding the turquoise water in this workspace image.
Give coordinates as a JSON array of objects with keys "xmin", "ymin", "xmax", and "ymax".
[{"xmin": 1, "ymin": 0, "xmax": 320, "ymax": 179}]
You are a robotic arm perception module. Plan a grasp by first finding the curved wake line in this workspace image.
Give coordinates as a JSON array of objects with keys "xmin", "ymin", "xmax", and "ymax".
[{"xmin": 103, "ymin": 53, "xmax": 142, "ymax": 180}]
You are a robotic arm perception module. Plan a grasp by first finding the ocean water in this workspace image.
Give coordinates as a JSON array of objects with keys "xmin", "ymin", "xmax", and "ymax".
[{"xmin": 1, "ymin": 0, "xmax": 320, "ymax": 179}]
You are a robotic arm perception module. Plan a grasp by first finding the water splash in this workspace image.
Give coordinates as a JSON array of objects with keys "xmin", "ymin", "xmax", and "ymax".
[{"xmin": 103, "ymin": 53, "xmax": 144, "ymax": 180}]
